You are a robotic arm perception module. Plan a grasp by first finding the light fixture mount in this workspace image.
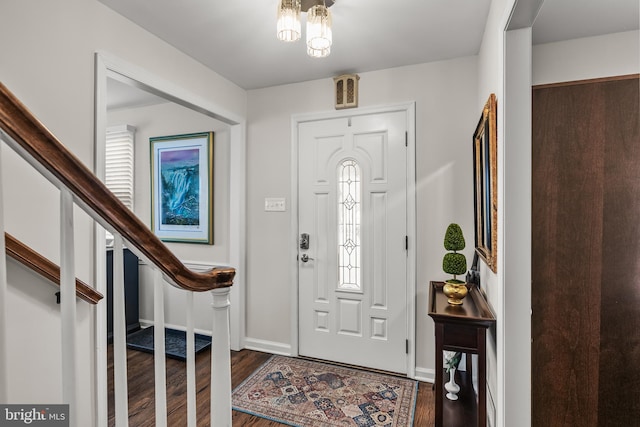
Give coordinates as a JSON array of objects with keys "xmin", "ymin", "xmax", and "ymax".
[{"xmin": 301, "ymin": 0, "xmax": 335, "ymax": 12}]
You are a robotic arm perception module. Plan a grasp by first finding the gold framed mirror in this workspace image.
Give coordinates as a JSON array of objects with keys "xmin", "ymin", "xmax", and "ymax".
[{"xmin": 473, "ymin": 93, "xmax": 497, "ymax": 273}]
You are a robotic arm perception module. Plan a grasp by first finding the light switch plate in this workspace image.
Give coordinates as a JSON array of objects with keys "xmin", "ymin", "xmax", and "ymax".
[{"xmin": 264, "ymin": 197, "xmax": 286, "ymax": 212}]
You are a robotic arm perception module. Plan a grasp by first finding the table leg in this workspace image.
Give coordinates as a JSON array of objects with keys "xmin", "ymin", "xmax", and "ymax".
[
  {"xmin": 435, "ymin": 323, "xmax": 444, "ymax": 427},
  {"xmin": 478, "ymin": 329, "xmax": 487, "ymax": 427}
]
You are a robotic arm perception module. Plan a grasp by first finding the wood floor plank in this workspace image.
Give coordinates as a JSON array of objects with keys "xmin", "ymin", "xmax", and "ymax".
[{"xmin": 108, "ymin": 346, "xmax": 434, "ymax": 426}]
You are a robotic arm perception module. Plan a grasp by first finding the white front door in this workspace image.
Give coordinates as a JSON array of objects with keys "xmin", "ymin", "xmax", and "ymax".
[{"xmin": 298, "ymin": 111, "xmax": 408, "ymax": 374}]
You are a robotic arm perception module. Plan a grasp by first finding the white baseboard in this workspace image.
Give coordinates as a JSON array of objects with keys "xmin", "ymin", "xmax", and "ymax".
[
  {"xmin": 414, "ymin": 366, "xmax": 435, "ymax": 384},
  {"xmin": 243, "ymin": 337, "xmax": 292, "ymax": 356},
  {"xmin": 138, "ymin": 318, "xmax": 212, "ymax": 337}
]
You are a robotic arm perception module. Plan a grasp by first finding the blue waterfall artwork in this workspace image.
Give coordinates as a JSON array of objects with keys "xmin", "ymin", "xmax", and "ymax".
[{"xmin": 160, "ymin": 148, "xmax": 200, "ymax": 226}]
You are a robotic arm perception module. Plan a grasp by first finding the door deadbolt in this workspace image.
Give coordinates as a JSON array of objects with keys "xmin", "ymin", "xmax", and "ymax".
[{"xmin": 300, "ymin": 233, "xmax": 310, "ymax": 250}]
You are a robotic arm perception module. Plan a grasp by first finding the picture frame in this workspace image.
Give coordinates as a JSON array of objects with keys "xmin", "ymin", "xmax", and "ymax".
[
  {"xmin": 472, "ymin": 94, "xmax": 497, "ymax": 273},
  {"xmin": 150, "ymin": 131, "xmax": 214, "ymax": 244}
]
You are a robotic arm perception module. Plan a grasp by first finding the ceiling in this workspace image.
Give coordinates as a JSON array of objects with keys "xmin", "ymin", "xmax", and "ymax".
[{"xmin": 99, "ymin": 0, "xmax": 638, "ymax": 94}]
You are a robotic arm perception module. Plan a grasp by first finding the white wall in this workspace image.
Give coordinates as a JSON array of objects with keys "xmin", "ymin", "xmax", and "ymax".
[
  {"xmin": 477, "ymin": 0, "xmax": 523, "ymax": 426},
  {"xmin": 533, "ymin": 30, "xmax": 640, "ymax": 85},
  {"xmin": 5, "ymin": 260, "xmax": 93, "ymax": 406},
  {"xmin": 108, "ymin": 101, "xmax": 231, "ymax": 332},
  {"xmin": 0, "ymin": 0, "xmax": 246, "ymax": 425},
  {"xmin": 245, "ymin": 57, "xmax": 479, "ymax": 374}
]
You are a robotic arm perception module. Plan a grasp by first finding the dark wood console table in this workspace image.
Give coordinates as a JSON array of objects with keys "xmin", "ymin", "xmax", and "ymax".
[{"xmin": 428, "ymin": 281, "xmax": 496, "ymax": 427}]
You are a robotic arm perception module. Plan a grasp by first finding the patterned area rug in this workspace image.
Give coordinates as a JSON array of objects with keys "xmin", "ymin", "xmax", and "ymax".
[{"xmin": 232, "ymin": 355, "xmax": 418, "ymax": 427}]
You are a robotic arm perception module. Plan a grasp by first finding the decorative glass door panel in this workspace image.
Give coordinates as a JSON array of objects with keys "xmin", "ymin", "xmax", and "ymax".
[{"xmin": 338, "ymin": 159, "xmax": 361, "ymax": 292}]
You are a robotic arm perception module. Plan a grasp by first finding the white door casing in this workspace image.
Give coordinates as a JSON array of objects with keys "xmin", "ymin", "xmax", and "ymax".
[{"xmin": 297, "ymin": 110, "xmax": 409, "ymax": 374}]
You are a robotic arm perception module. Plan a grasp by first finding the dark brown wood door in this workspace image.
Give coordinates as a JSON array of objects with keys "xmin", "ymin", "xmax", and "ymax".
[{"xmin": 532, "ymin": 76, "xmax": 640, "ymax": 427}]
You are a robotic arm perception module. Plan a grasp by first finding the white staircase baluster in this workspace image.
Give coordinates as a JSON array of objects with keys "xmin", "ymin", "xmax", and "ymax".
[
  {"xmin": 60, "ymin": 189, "xmax": 77, "ymax": 427},
  {"xmin": 186, "ymin": 291, "xmax": 196, "ymax": 427},
  {"xmin": 153, "ymin": 268, "xmax": 167, "ymax": 427},
  {"xmin": 0, "ymin": 142, "xmax": 8, "ymax": 403},
  {"xmin": 95, "ymin": 227, "xmax": 108, "ymax": 427},
  {"xmin": 210, "ymin": 287, "xmax": 232, "ymax": 427},
  {"xmin": 112, "ymin": 235, "xmax": 129, "ymax": 427}
]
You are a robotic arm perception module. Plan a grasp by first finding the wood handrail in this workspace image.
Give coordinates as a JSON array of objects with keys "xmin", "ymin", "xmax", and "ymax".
[
  {"xmin": 5, "ymin": 233, "xmax": 103, "ymax": 304},
  {"xmin": 0, "ymin": 82, "xmax": 234, "ymax": 291}
]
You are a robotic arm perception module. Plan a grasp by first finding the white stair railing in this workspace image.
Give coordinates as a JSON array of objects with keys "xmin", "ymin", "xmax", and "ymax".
[
  {"xmin": 153, "ymin": 267, "xmax": 168, "ymax": 427},
  {"xmin": 210, "ymin": 289, "xmax": 233, "ymax": 427},
  {"xmin": 60, "ymin": 189, "xmax": 78, "ymax": 426},
  {"xmin": 112, "ymin": 236, "xmax": 130, "ymax": 427},
  {"xmin": 186, "ymin": 291, "xmax": 197, "ymax": 427},
  {"xmin": 0, "ymin": 138, "xmax": 8, "ymax": 405},
  {"xmin": 0, "ymin": 82, "xmax": 234, "ymax": 426}
]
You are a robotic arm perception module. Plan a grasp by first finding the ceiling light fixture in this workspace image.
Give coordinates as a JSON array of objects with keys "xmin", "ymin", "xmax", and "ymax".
[
  {"xmin": 277, "ymin": 0, "xmax": 335, "ymax": 58},
  {"xmin": 306, "ymin": 2, "xmax": 332, "ymax": 58},
  {"xmin": 276, "ymin": 0, "xmax": 301, "ymax": 42}
]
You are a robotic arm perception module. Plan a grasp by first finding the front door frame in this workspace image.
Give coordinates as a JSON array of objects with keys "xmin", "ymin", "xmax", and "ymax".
[{"xmin": 290, "ymin": 102, "xmax": 417, "ymax": 378}]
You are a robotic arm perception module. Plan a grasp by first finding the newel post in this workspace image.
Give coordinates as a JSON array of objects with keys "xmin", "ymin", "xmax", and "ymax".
[{"xmin": 210, "ymin": 287, "xmax": 232, "ymax": 427}]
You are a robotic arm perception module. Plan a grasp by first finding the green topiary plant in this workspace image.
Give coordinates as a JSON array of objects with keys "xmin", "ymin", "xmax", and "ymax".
[{"xmin": 442, "ymin": 223, "xmax": 467, "ymax": 284}]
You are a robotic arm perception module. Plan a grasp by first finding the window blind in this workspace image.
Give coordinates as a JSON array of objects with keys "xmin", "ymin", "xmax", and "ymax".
[{"xmin": 105, "ymin": 125, "xmax": 136, "ymax": 210}]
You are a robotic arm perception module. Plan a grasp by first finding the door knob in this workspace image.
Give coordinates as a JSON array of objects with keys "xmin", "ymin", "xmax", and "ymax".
[{"xmin": 300, "ymin": 254, "xmax": 314, "ymax": 263}]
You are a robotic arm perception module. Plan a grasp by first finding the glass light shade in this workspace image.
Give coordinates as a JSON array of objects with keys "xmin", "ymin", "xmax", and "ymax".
[
  {"xmin": 277, "ymin": 0, "xmax": 301, "ymax": 42},
  {"xmin": 307, "ymin": 44, "xmax": 331, "ymax": 58},
  {"xmin": 306, "ymin": 4, "xmax": 332, "ymax": 57}
]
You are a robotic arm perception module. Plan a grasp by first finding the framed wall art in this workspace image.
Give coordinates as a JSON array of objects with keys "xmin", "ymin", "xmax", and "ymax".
[
  {"xmin": 150, "ymin": 131, "xmax": 214, "ymax": 244},
  {"xmin": 473, "ymin": 94, "xmax": 497, "ymax": 273}
]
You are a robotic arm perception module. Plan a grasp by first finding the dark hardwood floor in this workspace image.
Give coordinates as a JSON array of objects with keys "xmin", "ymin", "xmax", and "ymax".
[{"xmin": 107, "ymin": 346, "xmax": 435, "ymax": 426}]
